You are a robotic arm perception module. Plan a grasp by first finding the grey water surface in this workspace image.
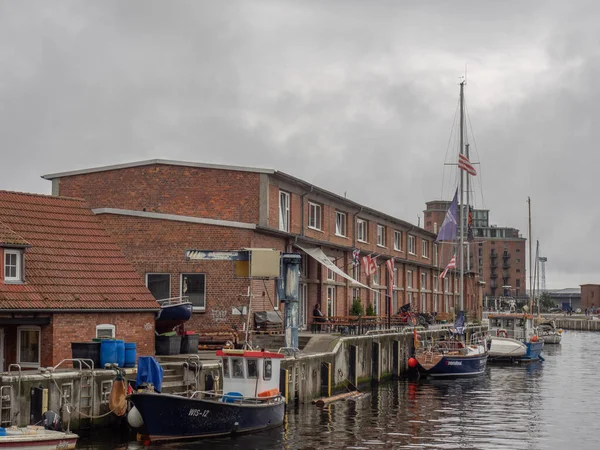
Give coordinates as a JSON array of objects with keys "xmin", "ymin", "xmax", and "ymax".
[{"xmin": 80, "ymin": 330, "xmax": 599, "ymax": 449}]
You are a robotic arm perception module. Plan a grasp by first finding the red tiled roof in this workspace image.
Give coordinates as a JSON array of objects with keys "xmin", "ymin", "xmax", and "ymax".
[{"xmin": 0, "ymin": 191, "xmax": 159, "ymax": 311}]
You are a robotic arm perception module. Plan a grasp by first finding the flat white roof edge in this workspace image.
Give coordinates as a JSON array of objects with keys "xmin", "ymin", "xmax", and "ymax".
[{"xmin": 42, "ymin": 159, "xmax": 274, "ymax": 179}]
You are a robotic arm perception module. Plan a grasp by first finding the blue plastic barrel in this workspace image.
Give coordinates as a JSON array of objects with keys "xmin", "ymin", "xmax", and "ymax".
[
  {"xmin": 100, "ymin": 340, "xmax": 118, "ymax": 368},
  {"xmin": 116, "ymin": 340, "xmax": 125, "ymax": 368},
  {"xmin": 124, "ymin": 342, "xmax": 137, "ymax": 368}
]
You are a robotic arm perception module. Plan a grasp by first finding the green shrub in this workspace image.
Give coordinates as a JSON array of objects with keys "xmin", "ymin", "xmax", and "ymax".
[
  {"xmin": 349, "ymin": 297, "xmax": 364, "ymax": 316},
  {"xmin": 366, "ymin": 302, "xmax": 376, "ymax": 316}
]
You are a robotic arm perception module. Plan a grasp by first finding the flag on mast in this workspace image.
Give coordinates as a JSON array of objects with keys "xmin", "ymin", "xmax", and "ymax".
[
  {"xmin": 440, "ymin": 255, "xmax": 456, "ymax": 279},
  {"xmin": 385, "ymin": 258, "xmax": 395, "ymax": 285},
  {"xmin": 436, "ymin": 189, "xmax": 459, "ymax": 242},
  {"xmin": 352, "ymin": 248, "xmax": 360, "ymax": 266},
  {"xmin": 458, "ymin": 154, "xmax": 477, "ymax": 176},
  {"xmin": 467, "ymin": 206, "xmax": 474, "ymax": 242}
]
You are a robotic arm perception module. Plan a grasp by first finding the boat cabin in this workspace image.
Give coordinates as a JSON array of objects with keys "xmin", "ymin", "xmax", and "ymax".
[
  {"xmin": 216, "ymin": 349, "xmax": 283, "ymax": 399},
  {"xmin": 487, "ymin": 314, "xmax": 537, "ymax": 341}
]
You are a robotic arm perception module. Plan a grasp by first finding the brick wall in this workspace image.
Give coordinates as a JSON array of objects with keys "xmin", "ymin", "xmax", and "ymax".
[
  {"xmin": 56, "ymin": 164, "xmax": 262, "ymax": 224},
  {"xmin": 51, "ymin": 312, "xmax": 156, "ymax": 365}
]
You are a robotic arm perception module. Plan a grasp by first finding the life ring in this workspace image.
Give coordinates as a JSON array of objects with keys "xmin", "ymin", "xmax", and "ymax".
[{"xmin": 496, "ymin": 329, "xmax": 508, "ymax": 338}]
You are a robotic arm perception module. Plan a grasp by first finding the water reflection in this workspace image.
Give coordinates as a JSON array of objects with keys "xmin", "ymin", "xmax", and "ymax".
[{"xmin": 80, "ymin": 331, "xmax": 599, "ymax": 450}]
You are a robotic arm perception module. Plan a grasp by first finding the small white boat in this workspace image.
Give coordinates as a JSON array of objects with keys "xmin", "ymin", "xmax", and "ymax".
[
  {"xmin": 538, "ymin": 320, "xmax": 562, "ymax": 344},
  {"xmin": 0, "ymin": 426, "xmax": 78, "ymax": 449},
  {"xmin": 487, "ymin": 313, "xmax": 544, "ymax": 362}
]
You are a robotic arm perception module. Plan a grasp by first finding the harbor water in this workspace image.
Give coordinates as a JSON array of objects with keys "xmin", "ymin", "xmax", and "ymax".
[{"xmin": 81, "ymin": 330, "xmax": 598, "ymax": 449}]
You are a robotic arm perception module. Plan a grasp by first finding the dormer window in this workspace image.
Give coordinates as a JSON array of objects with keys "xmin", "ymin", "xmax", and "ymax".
[{"xmin": 4, "ymin": 249, "xmax": 22, "ymax": 282}]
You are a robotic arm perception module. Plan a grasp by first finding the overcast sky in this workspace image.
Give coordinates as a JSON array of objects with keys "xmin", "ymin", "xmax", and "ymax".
[{"xmin": 0, "ymin": 0, "xmax": 597, "ymax": 289}]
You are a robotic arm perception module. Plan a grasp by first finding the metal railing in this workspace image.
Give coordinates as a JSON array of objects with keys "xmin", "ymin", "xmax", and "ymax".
[
  {"xmin": 156, "ymin": 296, "xmax": 191, "ymax": 306},
  {"xmin": 187, "ymin": 390, "xmax": 284, "ymax": 405}
]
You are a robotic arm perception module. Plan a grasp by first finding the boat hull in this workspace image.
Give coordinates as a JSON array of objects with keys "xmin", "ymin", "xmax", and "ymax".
[
  {"xmin": 156, "ymin": 302, "xmax": 193, "ymax": 323},
  {"xmin": 416, "ymin": 353, "xmax": 488, "ymax": 378},
  {"xmin": 129, "ymin": 392, "xmax": 285, "ymax": 442},
  {"xmin": 487, "ymin": 337, "xmax": 527, "ymax": 359},
  {"xmin": 541, "ymin": 334, "xmax": 561, "ymax": 344},
  {"xmin": 0, "ymin": 430, "xmax": 78, "ymax": 449}
]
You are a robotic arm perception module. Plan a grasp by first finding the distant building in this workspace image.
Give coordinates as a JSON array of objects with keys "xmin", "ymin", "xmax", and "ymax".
[
  {"xmin": 579, "ymin": 285, "xmax": 599, "ymax": 311},
  {"xmin": 545, "ymin": 288, "xmax": 581, "ymax": 311},
  {"xmin": 424, "ymin": 200, "xmax": 527, "ymax": 300}
]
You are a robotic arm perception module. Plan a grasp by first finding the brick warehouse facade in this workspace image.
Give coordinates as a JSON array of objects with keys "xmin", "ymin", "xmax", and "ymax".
[
  {"xmin": 0, "ymin": 191, "xmax": 158, "ymax": 369},
  {"xmin": 44, "ymin": 160, "xmax": 481, "ymax": 333}
]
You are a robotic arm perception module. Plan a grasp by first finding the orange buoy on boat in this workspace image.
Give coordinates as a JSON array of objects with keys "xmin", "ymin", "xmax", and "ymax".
[
  {"xmin": 408, "ymin": 357, "xmax": 418, "ymax": 368},
  {"xmin": 258, "ymin": 388, "xmax": 279, "ymax": 397},
  {"xmin": 531, "ymin": 335, "xmax": 539, "ymax": 342}
]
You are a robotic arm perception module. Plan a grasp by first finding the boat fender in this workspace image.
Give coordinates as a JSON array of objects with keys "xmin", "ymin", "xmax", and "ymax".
[
  {"xmin": 539, "ymin": 355, "xmax": 545, "ymax": 362},
  {"xmin": 127, "ymin": 406, "xmax": 144, "ymax": 428},
  {"xmin": 496, "ymin": 329, "xmax": 508, "ymax": 338},
  {"xmin": 109, "ymin": 379, "xmax": 128, "ymax": 417}
]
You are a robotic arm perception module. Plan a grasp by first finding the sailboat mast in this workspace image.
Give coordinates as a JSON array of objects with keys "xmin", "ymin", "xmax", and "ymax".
[
  {"xmin": 528, "ymin": 197, "xmax": 533, "ymax": 312},
  {"xmin": 466, "ymin": 143, "xmax": 470, "ymax": 273},
  {"xmin": 459, "ymin": 80, "xmax": 465, "ymax": 311}
]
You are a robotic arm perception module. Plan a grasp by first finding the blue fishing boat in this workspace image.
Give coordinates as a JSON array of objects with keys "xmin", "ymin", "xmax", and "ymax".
[
  {"xmin": 128, "ymin": 350, "xmax": 285, "ymax": 443},
  {"xmin": 155, "ymin": 296, "xmax": 193, "ymax": 333}
]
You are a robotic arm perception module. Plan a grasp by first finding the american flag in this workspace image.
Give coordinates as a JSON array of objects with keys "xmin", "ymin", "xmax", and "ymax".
[
  {"xmin": 352, "ymin": 248, "xmax": 360, "ymax": 266},
  {"xmin": 458, "ymin": 154, "xmax": 477, "ymax": 176},
  {"xmin": 439, "ymin": 255, "xmax": 456, "ymax": 279},
  {"xmin": 385, "ymin": 258, "xmax": 395, "ymax": 285}
]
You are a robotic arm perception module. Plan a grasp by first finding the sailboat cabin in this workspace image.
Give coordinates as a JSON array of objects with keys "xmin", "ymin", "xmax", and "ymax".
[
  {"xmin": 216, "ymin": 349, "xmax": 284, "ymax": 398},
  {"xmin": 488, "ymin": 313, "xmax": 537, "ymax": 341}
]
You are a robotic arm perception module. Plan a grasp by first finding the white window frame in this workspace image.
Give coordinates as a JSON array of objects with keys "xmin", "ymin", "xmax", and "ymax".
[
  {"xmin": 96, "ymin": 324, "xmax": 116, "ymax": 339},
  {"xmin": 181, "ymin": 273, "xmax": 207, "ymax": 311},
  {"xmin": 308, "ymin": 202, "xmax": 322, "ymax": 230},
  {"xmin": 393, "ymin": 268, "xmax": 398, "ymax": 287},
  {"xmin": 421, "ymin": 272, "xmax": 427, "ymax": 290},
  {"xmin": 357, "ymin": 219, "xmax": 368, "ymax": 243},
  {"xmin": 279, "ymin": 191, "xmax": 290, "ymax": 232},
  {"xmin": 434, "ymin": 276, "xmax": 439, "ymax": 292},
  {"xmin": 407, "ymin": 270, "xmax": 413, "ymax": 289},
  {"xmin": 422, "ymin": 240, "xmax": 429, "ymax": 258},
  {"xmin": 377, "ymin": 224, "xmax": 386, "ymax": 247},
  {"xmin": 408, "ymin": 235, "xmax": 416, "ymax": 255},
  {"xmin": 394, "ymin": 230, "xmax": 402, "ymax": 251},
  {"xmin": 17, "ymin": 326, "xmax": 41, "ymax": 368},
  {"xmin": 327, "ymin": 256, "xmax": 335, "ymax": 281},
  {"xmin": 444, "ymin": 277, "xmax": 449, "ymax": 292},
  {"xmin": 352, "ymin": 264, "xmax": 360, "ymax": 282},
  {"xmin": 373, "ymin": 290, "xmax": 380, "ymax": 315},
  {"xmin": 335, "ymin": 211, "xmax": 347, "ymax": 237},
  {"xmin": 4, "ymin": 249, "xmax": 21, "ymax": 282}
]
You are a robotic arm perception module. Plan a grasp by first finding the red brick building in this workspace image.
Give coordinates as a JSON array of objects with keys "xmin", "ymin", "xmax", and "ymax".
[
  {"xmin": 44, "ymin": 160, "xmax": 480, "ymax": 332},
  {"xmin": 0, "ymin": 191, "xmax": 159, "ymax": 369},
  {"xmin": 580, "ymin": 284, "xmax": 600, "ymax": 311},
  {"xmin": 424, "ymin": 200, "xmax": 527, "ymax": 302}
]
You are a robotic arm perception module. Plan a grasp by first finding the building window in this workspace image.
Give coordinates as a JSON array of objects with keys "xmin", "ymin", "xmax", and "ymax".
[
  {"xmin": 357, "ymin": 219, "xmax": 368, "ymax": 242},
  {"xmin": 407, "ymin": 270, "xmax": 413, "ymax": 289},
  {"xmin": 279, "ymin": 191, "xmax": 290, "ymax": 232},
  {"xmin": 421, "ymin": 272, "xmax": 427, "ymax": 290},
  {"xmin": 373, "ymin": 291, "xmax": 380, "ymax": 315},
  {"xmin": 352, "ymin": 287, "xmax": 360, "ymax": 299},
  {"xmin": 146, "ymin": 273, "xmax": 171, "ymax": 300},
  {"xmin": 17, "ymin": 326, "xmax": 40, "ymax": 368},
  {"xmin": 434, "ymin": 276, "xmax": 439, "ymax": 292},
  {"xmin": 377, "ymin": 225, "xmax": 386, "ymax": 247},
  {"xmin": 516, "ymin": 279, "xmax": 521, "ymax": 287},
  {"xmin": 408, "ymin": 235, "xmax": 416, "ymax": 255},
  {"xmin": 421, "ymin": 293, "xmax": 427, "ymax": 313},
  {"xmin": 335, "ymin": 211, "xmax": 347, "ymax": 237},
  {"xmin": 373, "ymin": 265, "xmax": 380, "ymax": 285},
  {"xmin": 444, "ymin": 278, "xmax": 449, "ymax": 292},
  {"xmin": 393, "ymin": 268, "xmax": 398, "ymax": 287},
  {"xmin": 434, "ymin": 244, "xmax": 438, "ymax": 265},
  {"xmin": 308, "ymin": 202, "xmax": 322, "ymax": 230},
  {"xmin": 327, "ymin": 257, "xmax": 335, "ymax": 281},
  {"xmin": 422, "ymin": 240, "xmax": 429, "ymax": 258},
  {"xmin": 96, "ymin": 324, "xmax": 116, "ymax": 339},
  {"xmin": 352, "ymin": 264, "xmax": 360, "ymax": 282},
  {"xmin": 4, "ymin": 249, "xmax": 22, "ymax": 282},
  {"xmin": 394, "ymin": 231, "xmax": 402, "ymax": 251},
  {"xmin": 181, "ymin": 273, "xmax": 206, "ymax": 310},
  {"xmin": 408, "ymin": 291, "xmax": 413, "ymax": 304},
  {"xmin": 301, "ymin": 253, "xmax": 308, "ymax": 277}
]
